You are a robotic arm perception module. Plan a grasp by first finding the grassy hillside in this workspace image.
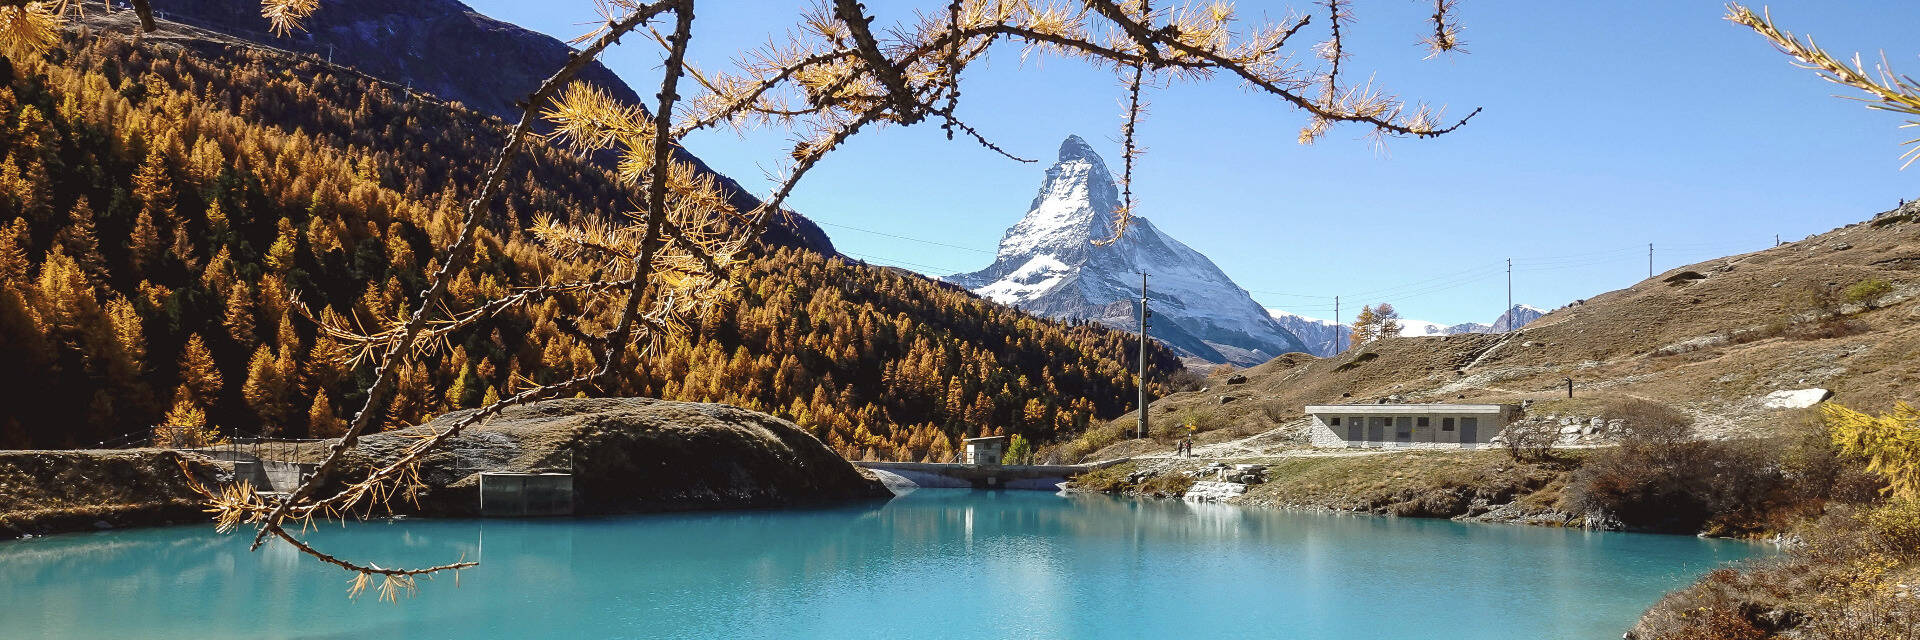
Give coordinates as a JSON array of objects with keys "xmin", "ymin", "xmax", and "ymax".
[{"xmin": 1073, "ymin": 207, "xmax": 1920, "ymax": 458}]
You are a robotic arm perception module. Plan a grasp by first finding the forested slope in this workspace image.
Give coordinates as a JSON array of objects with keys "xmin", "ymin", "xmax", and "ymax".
[{"xmin": 0, "ymin": 36, "xmax": 1179, "ymax": 459}]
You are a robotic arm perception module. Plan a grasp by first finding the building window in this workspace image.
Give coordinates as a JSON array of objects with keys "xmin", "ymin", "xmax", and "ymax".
[
  {"xmin": 1416, "ymin": 417, "xmax": 1430, "ymax": 427},
  {"xmin": 1330, "ymin": 417, "xmax": 1341, "ymax": 426},
  {"xmin": 1442, "ymin": 418, "xmax": 1455, "ymax": 431}
]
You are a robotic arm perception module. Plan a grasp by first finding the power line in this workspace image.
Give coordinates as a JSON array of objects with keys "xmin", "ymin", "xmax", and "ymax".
[
  {"xmin": 815, "ymin": 220, "xmax": 996, "ymax": 254},
  {"xmin": 840, "ymin": 250, "xmax": 969, "ymax": 275}
]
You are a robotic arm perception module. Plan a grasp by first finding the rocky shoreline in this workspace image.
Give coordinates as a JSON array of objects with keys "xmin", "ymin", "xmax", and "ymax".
[
  {"xmin": 1068, "ymin": 451, "xmax": 1609, "ymax": 531},
  {"xmin": 0, "ymin": 399, "xmax": 891, "ymax": 539}
]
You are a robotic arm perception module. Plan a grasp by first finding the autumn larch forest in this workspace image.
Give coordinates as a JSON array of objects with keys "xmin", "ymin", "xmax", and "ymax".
[{"xmin": 0, "ymin": 35, "xmax": 1181, "ymax": 460}]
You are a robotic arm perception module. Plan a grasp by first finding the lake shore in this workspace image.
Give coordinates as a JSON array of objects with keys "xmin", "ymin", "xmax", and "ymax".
[{"xmin": 1066, "ymin": 449, "xmax": 1612, "ymax": 531}]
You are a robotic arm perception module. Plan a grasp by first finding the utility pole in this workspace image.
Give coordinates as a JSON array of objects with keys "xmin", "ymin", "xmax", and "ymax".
[
  {"xmin": 1333, "ymin": 295, "xmax": 1341, "ymax": 352},
  {"xmin": 1505, "ymin": 258, "xmax": 1512, "ymax": 329},
  {"xmin": 1775, "ymin": 234, "xmax": 1781, "ymax": 247},
  {"xmin": 1137, "ymin": 272, "xmax": 1151, "ymax": 440},
  {"xmin": 1648, "ymin": 243, "xmax": 1654, "ymax": 279}
]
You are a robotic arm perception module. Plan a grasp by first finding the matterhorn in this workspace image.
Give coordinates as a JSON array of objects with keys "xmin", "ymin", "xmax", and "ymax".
[{"xmin": 949, "ymin": 135, "xmax": 1308, "ymax": 366}]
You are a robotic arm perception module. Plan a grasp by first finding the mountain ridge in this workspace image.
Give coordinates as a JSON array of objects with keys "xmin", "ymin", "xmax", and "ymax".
[
  {"xmin": 1267, "ymin": 304, "xmax": 1548, "ymax": 357},
  {"xmin": 87, "ymin": 0, "xmax": 835, "ymax": 255}
]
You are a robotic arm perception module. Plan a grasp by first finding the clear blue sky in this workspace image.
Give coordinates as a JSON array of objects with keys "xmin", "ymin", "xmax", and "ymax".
[{"xmin": 467, "ymin": 0, "xmax": 1919, "ymax": 325}]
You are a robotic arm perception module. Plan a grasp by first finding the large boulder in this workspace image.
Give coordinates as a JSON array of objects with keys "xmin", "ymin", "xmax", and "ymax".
[
  {"xmin": 1762, "ymin": 388, "xmax": 1832, "ymax": 410},
  {"xmin": 327, "ymin": 398, "xmax": 891, "ymax": 515}
]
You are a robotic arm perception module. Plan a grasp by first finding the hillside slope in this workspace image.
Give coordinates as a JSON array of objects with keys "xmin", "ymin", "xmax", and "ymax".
[
  {"xmin": 78, "ymin": 0, "xmax": 834, "ymax": 254},
  {"xmin": 0, "ymin": 35, "xmax": 1179, "ymax": 456},
  {"xmin": 1086, "ymin": 204, "xmax": 1920, "ymax": 455}
]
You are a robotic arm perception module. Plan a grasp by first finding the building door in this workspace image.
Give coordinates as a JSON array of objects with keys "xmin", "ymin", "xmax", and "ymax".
[
  {"xmin": 1394, "ymin": 417, "xmax": 1413, "ymax": 446},
  {"xmin": 1346, "ymin": 420, "xmax": 1363, "ymax": 447},
  {"xmin": 1460, "ymin": 417, "xmax": 1479, "ymax": 448},
  {"xmin": 1367, "ymin": 417, "xmax": 1385, "ymax": 447}
]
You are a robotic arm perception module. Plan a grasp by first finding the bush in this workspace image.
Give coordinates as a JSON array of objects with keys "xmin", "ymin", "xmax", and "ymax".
[
  {"xmin": 1604, "ymin": 397, "xmax": 1694, "ymax": 445},
  {"xmin": 1163, "ymin": 368, "xmax": 1206, "ymax": 393},
  {"xmin": 1866, "ymin": 498, "xmax": 1920, "ymax": 554},
  {"xmin": 1003, "ymin": 434, "xmax": 1034, "ymax": 465},
  {"xmin": 1843, "ymin": 277, "xmax": 1894, "ymax": 309},
  {"xmin": 1567, "ymin": 403, "xmax": 1787, "ymax": 533},
  {"xmin": 1260, "ymin": 400, "xmax": 1289, "ymax": 424},
  {"xmin": 1501, "ymin": 420, "xmax": 1560, "ymax": 462},
  {"xmin": 1787, "ymin": 317, "xmax": 1870, "ymax": 341}
]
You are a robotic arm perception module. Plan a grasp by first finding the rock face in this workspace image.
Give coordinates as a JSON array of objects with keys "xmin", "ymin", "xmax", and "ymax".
[
  {"xmin": 949, "ymin": 135, "xmax": 1309, "ymax": 365},
  {"xmin": 1267, "ymin": 310, "xmax": 1348, "ymax": 357},
  {"xmin": 129, "ymin": 0, "xmax": 834, "ymax": 255},
  {"xmin": 328, "ymin": 398, "xmax": 891, "ymax": 515}
]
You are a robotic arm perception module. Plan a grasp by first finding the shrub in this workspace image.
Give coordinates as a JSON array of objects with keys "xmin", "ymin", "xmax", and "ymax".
[
  {"xmin": 1797, "ymin": 283, "xmax": 1843, "ymax": 319},
  {"xmin": 1843, "ymin": 277, "xmax": 1894, "ymax": 309},
  {"xmin": 1567, "ymin": 403, "xmax": 1787, "ymax": 533},
  {"xmin": 1163, "ymin": 368, "xmax": 1206, "ymax": 393},
  {"xmin": 1136, "ymin": 473, "xmax": 1196, "ymax": 497},
  {"xmin": 1003, "ymin": 434, "xmax": 1034, "ymax": 465},
  {"xmin": 1604, "ymin": 397, "xmax": 1694, "ymax": 445},
  {"xmin": 1058, "ymin": 422, "xmax": 1128, "ymax": 463},
  {"xmin": 1865, "ymin": 498, "xmax": 1920, "ymax": 554},
  {"xmin": 1260, "ymin": 400, "xmax": 1289, "ymax": 424},
  {"xmin": 1501, "ymin": 420, "xmax": 1560, "ymax": 462}
]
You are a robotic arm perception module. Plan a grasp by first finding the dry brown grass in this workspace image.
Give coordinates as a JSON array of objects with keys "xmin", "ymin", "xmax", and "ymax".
[
  {"xmin": 0, "ymin": 450, "xmax": 226, "ymax": 538},
  {"xmin": 1063, "ymin": 212, "xmax": 1920, "ymax": 460},
  {"xmin": 1234, "ymin": 450, "xmax": 1577, "ymax": 518}
]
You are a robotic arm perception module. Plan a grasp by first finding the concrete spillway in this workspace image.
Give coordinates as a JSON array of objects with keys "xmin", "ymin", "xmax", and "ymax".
[{"xmin": 478, "ymin": 472, "xmax": 575, "ymax": 516}]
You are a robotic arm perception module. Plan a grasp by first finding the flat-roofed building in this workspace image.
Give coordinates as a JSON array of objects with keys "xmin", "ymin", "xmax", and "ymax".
[
  {"xmin": 963, "ymin": 436, "xmax": 1007, "ymax": 465},
  {"xmin": 1303, "ymin": 403, "xmax": 1522, "ymax": 449}
]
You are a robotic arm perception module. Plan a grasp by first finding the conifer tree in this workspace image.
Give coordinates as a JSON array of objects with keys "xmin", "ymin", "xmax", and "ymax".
[
  {"xmin": 308, "ymin": 392, "xmax": 344, "ymax": 438},
  {"xmin": 54, "ymin": 198, "xmax": 108, "ymax": 286},
  {"xmin": 178, "ymin": 334, "xmax": 221, "ymax": 404},
  {"xmin": 129, "ymin": 207, "xmax": 163, "ymax": 270},
  {"xmin": 1374, "ymin": 303, "xmax": 1403, "ymax": 339},
  {"xmin": 242, "ymin": 345, "xmax": 288, "ymax": 431}
]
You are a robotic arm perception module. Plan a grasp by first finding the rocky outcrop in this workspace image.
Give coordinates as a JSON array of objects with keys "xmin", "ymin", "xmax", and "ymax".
[{"xmin": 317, "ymin": 398, "xmax": 891, "ymax": 515}]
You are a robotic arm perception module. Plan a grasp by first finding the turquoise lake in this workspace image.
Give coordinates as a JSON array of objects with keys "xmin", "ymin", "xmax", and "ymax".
[{"xmin": 0, "ymin": 489, "xmax": 1765, "ymax": 639}]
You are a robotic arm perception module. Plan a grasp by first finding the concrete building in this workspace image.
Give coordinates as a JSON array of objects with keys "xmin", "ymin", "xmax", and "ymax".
[
  {"xmin": 1303, "ymin": 403, "xmax": 1523, "ymax": 449},
  {"xmin": 963, "ymin": 436, "xmax": 1006, "ymax": 466}
]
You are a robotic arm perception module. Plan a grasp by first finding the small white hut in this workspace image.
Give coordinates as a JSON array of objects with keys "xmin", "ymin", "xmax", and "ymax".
[
  {"xmin": 963, "ymin": 436, "xmax": 1007, "ymax": 466},
  {"xmin": 1303, "ymin": 403, "xmax": 1522, "ymax": 449}
]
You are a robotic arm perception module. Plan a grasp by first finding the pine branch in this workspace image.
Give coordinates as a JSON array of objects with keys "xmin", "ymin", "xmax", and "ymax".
[
  {"xmin": 831, "ymin": 0, "xmax": 920, "ymax": 124},
  {"xmin": 250, "ymin": 0, "xmax": 681, "ymax": 552}
]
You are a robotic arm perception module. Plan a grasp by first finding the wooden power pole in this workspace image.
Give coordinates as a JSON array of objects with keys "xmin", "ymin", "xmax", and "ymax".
[
  {"xmin": 1333, "ymin": 295, "xmax": 1341, "ymax": 352},
  {"xmin": 1137, "ymin": 272, "xmax": 1151, "ymax": 440}
]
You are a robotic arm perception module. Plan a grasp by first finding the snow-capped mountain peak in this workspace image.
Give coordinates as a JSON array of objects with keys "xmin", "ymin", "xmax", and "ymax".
[
  {"xmin": 1264, "ymin": 304, "xmax": 1548, "ymax": 357},
  {"xmin": 951, "ymin": 135, "xmax": 1308, "ymax": 365}
]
